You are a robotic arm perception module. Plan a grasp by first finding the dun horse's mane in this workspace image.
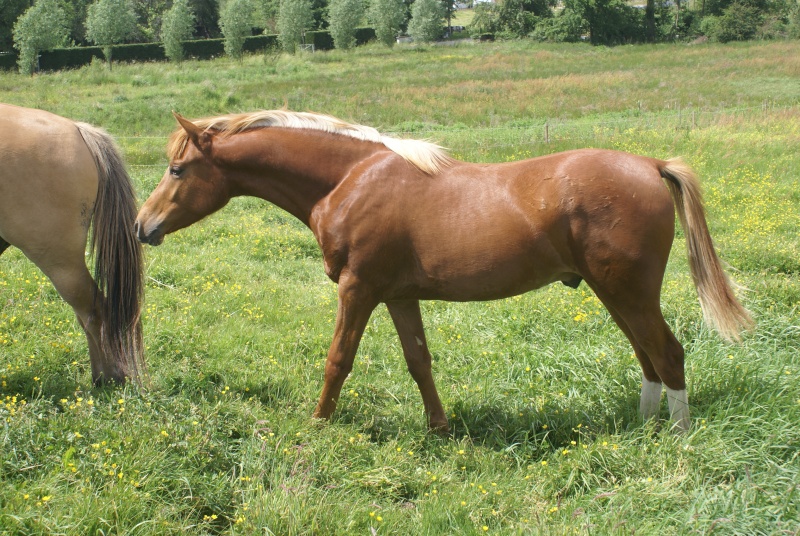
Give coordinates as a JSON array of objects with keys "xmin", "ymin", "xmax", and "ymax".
[{"xmin": 168, "ymin": 110, "xmax": 453, "ymax": 175}]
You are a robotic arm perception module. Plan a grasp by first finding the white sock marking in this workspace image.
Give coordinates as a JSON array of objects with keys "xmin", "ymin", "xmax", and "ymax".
[
  {"xmin": 639, "ymin": 375, "xmax": 663, "ymax": 420},
  {"xmin": 666, "ymin": 387, "xmax": 690, "ymax": 431}
]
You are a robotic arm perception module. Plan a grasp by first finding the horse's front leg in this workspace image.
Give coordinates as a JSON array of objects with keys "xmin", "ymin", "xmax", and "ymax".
[
  {"xmin": 386, "ymin": 300, "xmax": 449, "ymax": 435},
  {"xmin": 313, "ymin": 276, "xmax": 378, "ymax": 422}
]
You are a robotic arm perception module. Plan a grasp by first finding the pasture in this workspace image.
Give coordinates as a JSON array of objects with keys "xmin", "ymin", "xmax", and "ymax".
[{"xmin": 1, "ymin": 40, "xmax": 799, "ymax": 534}]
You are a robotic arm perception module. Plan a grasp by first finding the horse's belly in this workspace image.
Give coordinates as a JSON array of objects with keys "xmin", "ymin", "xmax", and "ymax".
[{"xmin": 408, "ymin": 232, "xmax": 572, "ymax": 301}]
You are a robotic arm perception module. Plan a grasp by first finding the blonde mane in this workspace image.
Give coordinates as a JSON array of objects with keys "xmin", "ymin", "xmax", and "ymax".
[{"xmin": 168, "ymin": 110, "xmax": 453, "ymax": 175}]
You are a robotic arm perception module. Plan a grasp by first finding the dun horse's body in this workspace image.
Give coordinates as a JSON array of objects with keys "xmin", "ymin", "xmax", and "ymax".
[
  {"xmin": 136, "ymin": 110, "xmax": 753, "ymax": 431},
  {"xmin": 0, "ymin": 104, "xmax": 144, "ymax": 384}
]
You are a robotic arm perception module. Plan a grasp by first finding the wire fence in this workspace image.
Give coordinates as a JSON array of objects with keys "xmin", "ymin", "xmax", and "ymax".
[{"xmin": 122, "ymin": 102, "xmax": 798, "ymax": 171}]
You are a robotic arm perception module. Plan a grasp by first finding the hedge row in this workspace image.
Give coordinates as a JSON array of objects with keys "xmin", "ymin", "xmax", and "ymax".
[
  {"xmin": 0, "ymin": 52, "xmax": 15, "ymax": 70},
  {"xmin": 0, "ymin": 29, "xmax": 377, "ymax": 72}
]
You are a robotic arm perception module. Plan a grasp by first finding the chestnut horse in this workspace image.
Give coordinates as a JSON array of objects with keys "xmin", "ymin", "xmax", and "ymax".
[
  {"xmin": 0, "ymin": 104, "xmax": 144, "ymax": 384},
  {"xmin": 136, "ymin": 110, "xmax": 753, "ymax": 432}
]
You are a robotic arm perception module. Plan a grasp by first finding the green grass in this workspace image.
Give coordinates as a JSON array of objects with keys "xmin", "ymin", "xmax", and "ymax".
[{"xmin": 1, "ymin": 40, "xmax": 800, "ymax": 534}]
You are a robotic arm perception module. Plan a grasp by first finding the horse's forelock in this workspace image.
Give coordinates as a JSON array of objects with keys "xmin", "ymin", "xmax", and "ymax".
[{"xmin": 166, "ymin": 129, "xmax": 188, "ymax": 161}]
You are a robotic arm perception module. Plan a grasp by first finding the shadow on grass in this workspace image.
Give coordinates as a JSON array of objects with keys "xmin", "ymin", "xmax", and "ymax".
[
  {"xmin": 0, "ymin": 367, "xmax": 83, "ymax": 404},
  {"xmin": 330, "ymin": 388, "xmax": 644, "ymax": 457},
  {"xmin": 331, "ymin": 368, "xmax": 781, "ymax": 458}
]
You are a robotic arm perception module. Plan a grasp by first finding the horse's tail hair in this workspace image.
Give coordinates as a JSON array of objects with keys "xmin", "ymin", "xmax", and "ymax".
[
  {"xmin": 659, "ymin": 158, "xmax": 754, "ymax": 342},
  {"xmin": 76, "ymin": 122, "xmax": 145, "ymax": 382}
]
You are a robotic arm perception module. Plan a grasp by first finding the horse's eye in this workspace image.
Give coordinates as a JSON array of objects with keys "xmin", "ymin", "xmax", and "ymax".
[{"xmin": 169, "ymin": 165, "xmax": 182, "ymax": 177}]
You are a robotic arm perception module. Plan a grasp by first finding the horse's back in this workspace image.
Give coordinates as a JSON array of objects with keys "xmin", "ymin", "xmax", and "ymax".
[
  {"xmin": 337, "ymin": 150, "xmax": 674, "ymax": 301},
  {"xmin": 0, "ymin": 104, "xmax": 99, "ymax": 253}
]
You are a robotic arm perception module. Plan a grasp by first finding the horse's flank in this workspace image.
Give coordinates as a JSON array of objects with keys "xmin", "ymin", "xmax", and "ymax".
[{"xmin": 167, "ymin": 110, "xmax": 454, "ymax": 175}]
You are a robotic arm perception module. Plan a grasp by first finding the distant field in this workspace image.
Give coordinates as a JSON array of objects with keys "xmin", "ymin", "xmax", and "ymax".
[{"xmin": 1, "ymin": 40, "xmax": 799, "ymax": 534}]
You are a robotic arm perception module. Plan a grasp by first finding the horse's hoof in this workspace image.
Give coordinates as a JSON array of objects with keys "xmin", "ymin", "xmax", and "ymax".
[
  {"xmin": 92, "ymin": 373, "xmax": 126, "ymax": 387},
  {"xmin": 429, "ymin": 421, "xmax": 451, "ymax": 437}
]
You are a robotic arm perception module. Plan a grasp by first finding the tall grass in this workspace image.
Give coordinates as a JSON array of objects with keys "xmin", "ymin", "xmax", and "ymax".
[{"xmin": 1, "ymin": 40, "xmax": 799, "ymax": 534}]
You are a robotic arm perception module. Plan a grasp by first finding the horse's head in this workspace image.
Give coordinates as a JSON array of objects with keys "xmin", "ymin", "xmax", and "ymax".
[{"xmin": 136, "ymin": 113, "xmax": 232, "ymax": 246}]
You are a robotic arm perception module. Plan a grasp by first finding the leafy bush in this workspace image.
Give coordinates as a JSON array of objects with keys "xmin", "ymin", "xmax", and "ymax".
[
  {"xmin": 563, "ymin": 0, "xmax": 644, "ymax": 44},
  {"xmin": 85, "ymin": 0, "xmax": 137, "ymax": 66},
  {"xmin": 407, "ymin": 0, "xmax": 445, "ymax": 43},
  {"xmin": 278, "ymin": 0, "xmax": 314, "ymax": 52},
  {"xmin": 529, "ymin": 10, "xmax": 584, "ymax": 41},
  {"xmin": 12, "ymin": 0, "xmax": 68, "ymax": 74},
  {"xmin": 469, "ymin": 3, "xmax": 501, "ymax": 36},
  {"xmin": 702, "ymin": 1, "xmax": 763, "ymax": 41},
  {"xmin": 328, "ymin": 0, "xmax": 363, "ymax": 50},
  {"xmin": 161, "ymin": 0, "xmax": 195, "ymax": 63},
  {"xmin": 790, "ymin": 2, "xmax": 800, "ymax": 38},
  {"xmin": 220, "ymin": 0, "xmax": 254, "ymax": 59},
  {"xmin": 534, "ymin": 0, "xmax": 642, "ymax": 44},
  {"xmin": 497, "ymin": 0, "xmax": 543, "ymax": 37},
  {"xmin": 367, "ymin": 0, "xmax": 407, "ymax": 47}
]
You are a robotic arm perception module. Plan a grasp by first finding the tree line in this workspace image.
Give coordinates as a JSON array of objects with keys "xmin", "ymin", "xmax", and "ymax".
[{"xmin": 2, "ymin": 0, "xmax": 799, "ymax": 74}]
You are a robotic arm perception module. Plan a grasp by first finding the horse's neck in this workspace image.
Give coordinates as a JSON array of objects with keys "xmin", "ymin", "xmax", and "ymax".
[{"xmin": 218, "ymin": 129, "xmax": 380, "ymax": 225}]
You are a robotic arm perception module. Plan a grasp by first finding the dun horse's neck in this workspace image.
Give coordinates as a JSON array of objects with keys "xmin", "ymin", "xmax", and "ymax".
[{"xmin": 217, "ymin": 128, "xmax": 382, "ymax": 226}]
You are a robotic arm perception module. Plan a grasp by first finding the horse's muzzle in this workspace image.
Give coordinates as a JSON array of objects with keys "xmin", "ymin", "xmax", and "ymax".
[{"xmin": 134, "ymin": 220, "xmax": 164, "ymax": 246}]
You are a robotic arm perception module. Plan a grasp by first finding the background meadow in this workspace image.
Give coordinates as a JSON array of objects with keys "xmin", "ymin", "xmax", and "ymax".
[{"xmin": 1, "ymin": 40, "xmax": 800, "ymax": 534}]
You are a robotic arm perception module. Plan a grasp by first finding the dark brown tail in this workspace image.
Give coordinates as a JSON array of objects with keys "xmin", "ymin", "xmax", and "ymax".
[
  {"xmin": 660, "ymin": 158, "xmax": 754, "ymax": 342},
  {"xmin": 76, "ymin": 122, "xmax": 145, "ymax": 381}
]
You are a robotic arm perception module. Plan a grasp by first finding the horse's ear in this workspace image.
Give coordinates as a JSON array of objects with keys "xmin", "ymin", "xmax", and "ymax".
[{"xmin": 173, "ymin": 112, "xmax": 212, "ymax": 153}]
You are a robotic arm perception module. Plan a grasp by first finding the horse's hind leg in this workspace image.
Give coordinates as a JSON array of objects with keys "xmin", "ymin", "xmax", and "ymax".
[
  {"xmin": 588, "ymin": 281, "xmax": 689, "ymax": 431},
  {"xmin": 0, "ymin": 237, "xmax": 9, "ymax": 256},
  {"xmin": 602, "ymin": 304, "xmax": 664, "ymax": 420},
  {"xmin": 23, "ymin": 248, "xmax": 122, "ymax": 384},
  {"xmin": 386, "ymin": 300, "xmax": 449, "ymax": 434}
]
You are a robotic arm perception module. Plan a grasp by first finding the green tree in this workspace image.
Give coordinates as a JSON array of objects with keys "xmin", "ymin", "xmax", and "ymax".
[
  {"xmin": 277, "ymin": 0, "xmax": 313, "ymax": 52},
  {"xmin": 441, "ymin": 0, "xmax": 455, "ymax": 33},
  {"xmin": 2, "ymin": 0, "xmax": 34, "ymax": 52},
  {"xmin": 220, "ymin": 0, "xmax": 254, "ymax": 59},
  {"xmin": 497, "ymin": 0, "xmax": 541, "ymax": 36},
  {"xmin": 702, "ymin": 0, "xmax": 763, "ymax": 40},
  {"xmin": 189, "ymin": 0, "xmax": 221, "ymax": 37},
  {"xmin": 789, "ymin": 0, "xmax": 800, "ymax": 38},
  {"xmin": 407, "ymin": 0, "xmax": 445, "ymax": 42},
  {"xmin": 561, "ymin": 0, "xmax": 643, "ymax": 44},
  {"xmin": 367, "ymin": 0, "xmax": 406, "ymax": 46},
  {"xmin": 131, "ymin": 0, "xmax": 169, "ymax": 41},
  {"xmin": 255, "ymin": 0, "xmax": 280, "ymax": 32},
  {"xmin": 469, "ymin": 2, "xmax": 500, "ymax": 35},
  {"xmin": 59, "ymin": 0, "xmax": 92, "ymax": 45},
  {"xmin": 12, "ymin": 0, "xmax": 69, "ymax": 74},
  {"xmin": 327, "ymin": 0, "xmax": 362, "ymax": 49},
  {"xmin": 86, "ymin": 0, "xmax": 138, "ymax": 67},
  {"xmin": 162, "ymin": 0, "xmax": 195, "ymax": 62}
]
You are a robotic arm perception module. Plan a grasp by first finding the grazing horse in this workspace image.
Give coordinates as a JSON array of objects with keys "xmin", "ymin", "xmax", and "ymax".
[
  {"xmin": 136, "ymin": 110, "xmax": 753, "ymax": 432},
  {"xmin": 0, "ymin": 104, "xmax": 144, "ymax": 385}
]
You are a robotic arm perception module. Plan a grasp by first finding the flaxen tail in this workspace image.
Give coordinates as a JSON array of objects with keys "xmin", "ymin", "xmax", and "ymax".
[
  {"xmin": 76, "ymin": 122, "xmax": 145, "ymax": 381},
  {"xmin": 659, "ymin": 158, "xmax": 754, "ymax": 342}
]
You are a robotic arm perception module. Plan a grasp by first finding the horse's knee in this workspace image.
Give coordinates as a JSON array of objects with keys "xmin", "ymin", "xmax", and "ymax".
[{"xmin": 324, "ymin": 359, "xmax": 353, "ymax": 383}]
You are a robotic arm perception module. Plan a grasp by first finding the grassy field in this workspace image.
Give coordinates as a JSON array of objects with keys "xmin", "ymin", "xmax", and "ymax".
[{"xmin": 1, "ymin": 40, "xmax": 799, "ymax": 534}]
